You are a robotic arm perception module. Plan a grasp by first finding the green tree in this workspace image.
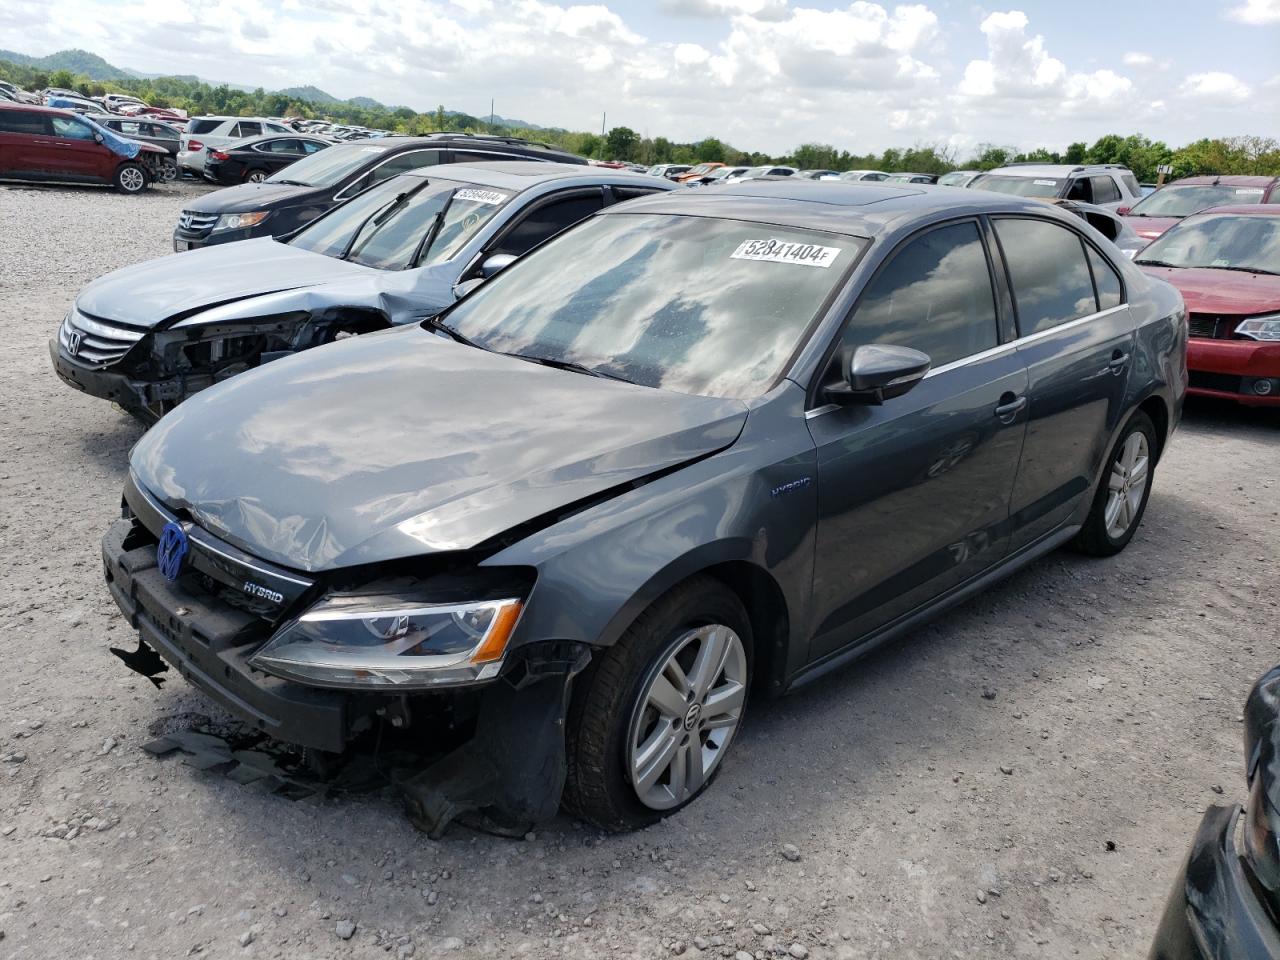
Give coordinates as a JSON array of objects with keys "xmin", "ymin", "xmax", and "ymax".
[
  {"xmin": 792, "ymin": 143, "xmax": 838, "ymax": 170},
  {"xmin": 1065, "ymin": 141, "xmax": 1087, "ymax": 164},
  {"xmin": 694, "ymin": 137, "xmax": 726, "ymax": 163},
  {"xmin": 47, "ymin": 68, "xmax": 75, "ymax": 89},
  {"xmin": 604, "ymin": 126, "xmax": 639, "ymax": 161},
  {"xmin": 434, "ymin": 104, "xmax": 447, "ymax": 131}
]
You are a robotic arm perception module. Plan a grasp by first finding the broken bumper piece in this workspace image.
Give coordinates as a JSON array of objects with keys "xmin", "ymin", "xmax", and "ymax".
[{"xmin": 103, "ymin": 517, "xmax": 593, "ymax": 834}]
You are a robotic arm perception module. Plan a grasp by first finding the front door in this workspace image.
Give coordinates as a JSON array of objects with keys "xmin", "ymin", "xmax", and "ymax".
[
  {"xmin": 47, "ymin": 114, "xmax": 108, "ymax": 180},
  {"xmin": 989, "ymin": 216, "xmax": 1136, "ymax": 551},
  {"xmin": 806, "ymin": 219, "xmax": 1028, "ymax": 661}
]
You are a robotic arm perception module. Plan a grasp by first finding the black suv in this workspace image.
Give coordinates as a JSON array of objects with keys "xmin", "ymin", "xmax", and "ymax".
[{"xmin": 171, "ymin": 133, "xmax": 588, "ymax": 251}]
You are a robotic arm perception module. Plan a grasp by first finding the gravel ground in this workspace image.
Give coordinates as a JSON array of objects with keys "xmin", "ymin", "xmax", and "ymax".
[{"xmin": 1, "ymin": 180, "xmax": 1278, "ymax": 960}]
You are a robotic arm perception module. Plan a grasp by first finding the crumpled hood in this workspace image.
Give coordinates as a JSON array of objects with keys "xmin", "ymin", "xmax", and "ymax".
[
  {"xmin": 130, "ymin": 327, "xmax": 748, "ymax": 572},
  {"xmin": 1139, "ymin": 265, "xmax": 1280, "ymax": 315},
  {"xmin": 75, "ymin": 238, "xmax": 376, "ymax": 328},
  {"xmin": 186, "ymin": 181, "xmax": 317, "ymax": 214}
]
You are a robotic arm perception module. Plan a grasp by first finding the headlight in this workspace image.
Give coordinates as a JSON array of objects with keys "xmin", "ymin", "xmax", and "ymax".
[
  {"xmin": 1236, "ymin": 314, "xmax": 1280, "ymax": 342},
  {"xmin": 248, "ymin": 595, "xmax": 523, "ymax": 689},
  {"xmin": 213, "ymin": 211, "xmax": 270, "ymax": 232}
]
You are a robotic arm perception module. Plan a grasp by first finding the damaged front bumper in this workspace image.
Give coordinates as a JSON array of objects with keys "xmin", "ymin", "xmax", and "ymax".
[
  {"xmin": 101, "ymin": 496, "xmax": 590, "ymax": 834},
  {"xmin": 1149, "ymin": 804, "xmax": 1280, "ymax": 960}
]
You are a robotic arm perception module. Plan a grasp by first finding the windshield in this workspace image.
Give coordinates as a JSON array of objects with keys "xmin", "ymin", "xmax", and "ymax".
[
  {"xmin": 441, "ymin": 213, "xmax": 865, "ymax": 399},
  {"xmin": 1136, "ymin": 214, "xmax": 1280, "ymax": 274},
  {"xmin": 971, "ymin": 174, "xmax": 1063, "ymax": 198},
  {"xmin": 937, "ymin": 172, "xmax": 971, "ymax": 187},
  {"xmin": 1129, "ymin": 184, "xmax": 1267, "ymax": 218},
  {"xmin": 289, "ymin": 176, "xmax": 512, "ymax": 270},
  {"xmin": 266, "ymin": 142, "xmax": 390, "ymax": 188},
  {"xmin": 686, "ymin": 164, "xmax": 713, "ymax": 175}
]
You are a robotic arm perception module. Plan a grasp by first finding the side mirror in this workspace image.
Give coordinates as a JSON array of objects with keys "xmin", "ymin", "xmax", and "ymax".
[
  {"xmin": 1117, "ymin": 206, "xmax": 1131, "ymax": 216},
  {"xmin": 825, "ymin": 344, "xmax": 931, "ymax": 406},
  {"xmin": 479, "ymin": 253, "xmax": 516, "ymax": 279}
]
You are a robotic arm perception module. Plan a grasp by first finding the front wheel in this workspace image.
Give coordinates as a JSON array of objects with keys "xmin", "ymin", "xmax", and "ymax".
[
  {"xmin": 1072, "ymin": 409, "xmax": 1157, "ymax": 556},
  {"xmin": 564, "ymin": 577, "xmax": 752, "ymax": 831},
  {"xmin": 113, "ymin": 162, "xmax": 149, "ymax": 194}
]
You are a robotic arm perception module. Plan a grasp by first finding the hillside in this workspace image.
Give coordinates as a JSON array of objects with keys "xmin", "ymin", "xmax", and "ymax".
[{"xmin": 0, "ymin": 47, "xmax": 134, "ymax": 82}]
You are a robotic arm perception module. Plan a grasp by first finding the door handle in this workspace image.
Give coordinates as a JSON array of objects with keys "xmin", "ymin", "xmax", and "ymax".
[
  {"xmin": 1108, "ymin": 351, "xmax": 1130, "ymax": 372},
  {"xmin": 994, "ymin": 394, "xmax": 1027, "ymax": 419}
]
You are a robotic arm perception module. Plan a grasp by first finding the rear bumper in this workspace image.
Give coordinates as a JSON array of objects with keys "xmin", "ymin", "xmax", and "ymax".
[
  {"xmin": 1187, "ymin": 338, "xmax": 1280, "ymax": 406},
  {"xmin": 102, "ymin": 519, "xmax": 358, "ymax": 752},
  {"xmin": 1149, "ymin": 805, "xmax": 1280, "ymax": 960}
]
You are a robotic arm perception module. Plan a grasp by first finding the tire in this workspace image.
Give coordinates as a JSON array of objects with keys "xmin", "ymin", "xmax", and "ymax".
[
  {"xmin": 1071, "ymin": 410, "xmax": 1157, "ymax": 557},
  {"xmin": 245, "ymin": 168, "xmax": 268, "ymax": 183},
  {"xmin": 564, "ymin": 577, "xmax": 753, "ymax": 831},
  {"xmin": 157, "ymin": 157, "xmax": 178, "ymax": 183},
  {"xmin": 113, "ymin": 162, "xmax": 148, "ymax": 194}
]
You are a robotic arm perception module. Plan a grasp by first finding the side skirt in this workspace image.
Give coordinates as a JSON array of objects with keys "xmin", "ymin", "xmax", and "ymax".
[{"xmin": 784, "ymin": 522, "xmax": 1081, "ymax": 693}]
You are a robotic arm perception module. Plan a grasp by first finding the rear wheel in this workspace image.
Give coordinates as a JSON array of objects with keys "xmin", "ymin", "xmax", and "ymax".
[
  {"xmin": 113, "ymin": 162, "xmax": 148, "ymax": 194},
  {"xmin": 157, "ymin": 157, "xmax": 178, "ymax": 183},
  {"xmin": 245, "ymin": 168, "xmax": 268, "ymax": 183},
  {"xmin": 1072, "ymin": 410, "xmax": 1157, "ymax": 556},
  {"xmin": 564, "ymin": 577, "xmax": 752, "ymax": 831}
]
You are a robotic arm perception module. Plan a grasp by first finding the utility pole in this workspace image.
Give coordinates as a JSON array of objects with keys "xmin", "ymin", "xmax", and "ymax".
[
  {"xmin": 489, "ymin": 98, "xmax": 494, "ymax": 128},
  {"xmin": 601, "ymin": 112, "xmax": 606, "ymax": 137}
]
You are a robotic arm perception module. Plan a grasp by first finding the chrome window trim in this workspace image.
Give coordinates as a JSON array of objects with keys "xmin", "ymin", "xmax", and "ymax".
[
  {"xmin": 803, "ymin": 304, "xmax": 1129, "ymax": 420},
  {"xmin": 333, "ymin": 148, "xmax": 443, "ymax": 201}
]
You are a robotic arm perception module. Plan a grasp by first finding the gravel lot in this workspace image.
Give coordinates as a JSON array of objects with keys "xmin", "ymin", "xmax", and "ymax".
[{"xmin": 1, "ymin": 180, "xmax": 1277, "ymax": 960}]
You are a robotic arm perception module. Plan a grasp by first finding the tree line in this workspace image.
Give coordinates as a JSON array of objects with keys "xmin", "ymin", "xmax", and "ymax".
[{"xmin": 4, "ymin": 58, "xmax": 1277, "ymax": 181}]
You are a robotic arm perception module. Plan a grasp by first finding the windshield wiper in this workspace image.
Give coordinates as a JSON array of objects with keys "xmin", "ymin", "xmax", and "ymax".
[
  {"xmin": 1133, "ymin": 259, "xmax": 1179, "ymax": 268},
  {"xmin": 271, "ymin": 178, "xmax": 310, "ymax": 186},
  {"xmin": 339, "ymin": 181, "xmax": 429, "ymax": 262},
  {"xmin": 1211, "ymin": 265, "xmax": 1280, "ymax": 276},
  {"xmin": 504, "ymin": 352, "xmax": 632, "ymax": 383},
  {"xmin": 410, "ymin": 189, "xmax": 456, "ymax": 268},
  {"xmin": 422, "ymin": 316, "xmax": 481, "ymax": 348}
]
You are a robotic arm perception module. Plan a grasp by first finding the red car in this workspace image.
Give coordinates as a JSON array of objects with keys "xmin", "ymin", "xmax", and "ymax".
[
  {"xmin": 0, "ymin": 101, "xmax": 168, "ymax": 193},
  {"xmin": 1120, "ymin": 175, "xmax": 1280, "ymax": 242},
  {"xmin": 1136, "ymin": 204, "xmax": 1280, "ymax": 406}
]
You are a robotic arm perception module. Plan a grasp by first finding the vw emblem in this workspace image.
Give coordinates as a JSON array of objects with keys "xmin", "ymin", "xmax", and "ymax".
[
  {"xmin": 156, "ymin": 521, "xmax": 189, "ymax": 582},
  {"xmin": 67, "ymin": 329, "xmax": 83, "ymax": 356}
]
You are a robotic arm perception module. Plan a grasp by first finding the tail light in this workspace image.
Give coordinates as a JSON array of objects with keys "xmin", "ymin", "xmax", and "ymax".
[
  {"xmin": 187, "ymin": 139, "xmax": 204, "ymax": 152},
  {"xmin": 209, "ymin": 150, "xmax": 231, "ymax": 161}
]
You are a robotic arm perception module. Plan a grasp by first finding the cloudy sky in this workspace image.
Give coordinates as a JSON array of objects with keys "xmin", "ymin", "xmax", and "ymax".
[{"xmin": 5, "ymin": 0, "xmax": 1278, "ymax": 154}]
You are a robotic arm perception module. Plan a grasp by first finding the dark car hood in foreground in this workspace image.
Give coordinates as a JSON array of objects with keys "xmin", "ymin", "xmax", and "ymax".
[
  {"xmin": 130, "ymin": 327, "xmax": 748, "ymax": 571},
  {"xmin": 76, "ymin": 238, "xmax": 376, "ymax": 327},
  {"xmin": 185, "ymin": 180, "xmax": 320, "ymax": 214},
  {"xmin": 1139, "ymin": 266, "xmax": 1280, "ymax": 316}
]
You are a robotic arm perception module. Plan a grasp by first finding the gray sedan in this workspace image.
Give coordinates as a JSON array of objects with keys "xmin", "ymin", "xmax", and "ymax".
[
  {"xmin": 51, "ymin": 162, "xmax": 672, "ymax": 420},
  {"xmin": 102, "ymin": 180, "xmax": 1186, "ymax": 833}
]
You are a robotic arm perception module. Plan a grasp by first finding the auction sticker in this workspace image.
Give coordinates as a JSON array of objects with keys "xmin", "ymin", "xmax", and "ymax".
[
  {"xmin": 730, "ymin": 238, "xmax": 842, "ymax": 268},
  {"xmin": 359, "ymin": 146, "xmax": 388, "ymax": 153},
  {"xmin": 1034, "ymin": 179, "xmax": 1057, "ymax": 186},
  {"xmin": 454, "ymin": 188, "xmax": 507, "ymax": 205}
]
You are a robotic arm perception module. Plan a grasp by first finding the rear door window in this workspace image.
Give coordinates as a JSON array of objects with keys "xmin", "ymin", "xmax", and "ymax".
[
  {"xmin": 363, "ymin": 149, "xmax": 442, "ymax": 187},
  {"xmin": 839, "ymin": 220, "xmax": 999, "ymax": 367},
  {"xmin": 994, "ymin": 218, "xmax": 1099, "ymax": 335},
  {"xmin": 233, "ymin": 121, "xmax": 263, "ymax": 138},
  {"xmin": 1090, "ymin": 176, "xmax": 1121, "ymax": 204},
  {"xmin": 187, "ymin": 119, "xmax": 221, "ymax": 135}
]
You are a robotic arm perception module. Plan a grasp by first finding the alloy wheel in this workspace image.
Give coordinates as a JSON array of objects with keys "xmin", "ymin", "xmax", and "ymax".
[
  {"xmin": 627, "ymin": 623, "xmax": 747, "ymax": 811},
  {"xmin": 1104, "ymin": 431, "xmax": 1149, "ymax": 539},
  {"xmin": 248, "ymin": 171, "xmax": 266, "ymax": 183},
  {"xmin": 119, "ymin": 167, "xmax": 145, "ymax": 192}
]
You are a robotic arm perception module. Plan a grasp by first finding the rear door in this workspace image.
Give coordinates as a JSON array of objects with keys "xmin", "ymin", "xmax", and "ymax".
[
  {"xmin": 991, "ymin": 215, "xmax": 1135, "ymax": 552},
  {"xmin": 806, "ymin": 219, "xmax": 1029, "ymax": 659}
]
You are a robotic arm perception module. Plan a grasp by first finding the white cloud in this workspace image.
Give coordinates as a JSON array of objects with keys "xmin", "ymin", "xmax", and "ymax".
[
  {"xmin": 1179, "ymin": 71, "xmax": 1252, "ymax": 103},
  {"xmin": 658, "ymin": 0, "xmax": 789, "ymax": 20},
  {"xmin": 959, "ymin": 11, "xmax": 1066, "ymax": 98},
  {"xmin": 1225, "ymin": 0, "xmax": 1280, "ymax": 24},
  {"xmin": 1122, "ymin": 51, "xmax": 1154, "ymax": 67}
]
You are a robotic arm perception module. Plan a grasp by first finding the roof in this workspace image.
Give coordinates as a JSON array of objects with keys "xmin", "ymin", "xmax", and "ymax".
[
  {"xmin": 600, "ymin": 178, "xmax": 1067, "ymax": 236},
  {"xmin": 1167, "ymin": 175, "xmax": 1278, "ymax": 187},
  {"xmin": 1191, "ymin": 204, "xmax": 1280, "ymax": 217},
  {"xmin": 401, "ymin": 160, "xmax": 670, "ymax": 191},
  {"xmin": 986, "ymin": 163, "xmax": 1131, "ymax": 177}
]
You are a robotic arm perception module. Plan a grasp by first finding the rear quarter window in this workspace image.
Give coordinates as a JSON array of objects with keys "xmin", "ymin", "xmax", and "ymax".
[
  {"xmin": 0, "ymin": 110, "xmax": 50, "ymax": 135},
  {"xmin": 187, "ymin": 119, "xmax": 221, "ymax": 135}
]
